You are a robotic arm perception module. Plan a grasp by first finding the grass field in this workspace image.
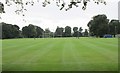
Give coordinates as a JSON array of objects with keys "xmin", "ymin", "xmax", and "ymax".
[
  {"xmin": 2, "ymin": 38, "xmax": 118, "ymax": 71},
  {"xmin": 0, "ymin": 40, "xmax": 2, "ymax": 72}
]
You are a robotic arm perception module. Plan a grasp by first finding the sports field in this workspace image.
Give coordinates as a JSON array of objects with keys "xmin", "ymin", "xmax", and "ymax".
[{"xmin": 2, "ymin": 38, "xmax": 118, "ymax": 71}]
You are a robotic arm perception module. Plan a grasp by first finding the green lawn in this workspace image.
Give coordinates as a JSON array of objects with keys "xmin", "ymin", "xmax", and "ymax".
[
  {"xmin": 0, "ymin": 40, "xmax": 2, "ymax": 72},
  {"xmin": 2, "ymin": 38, "xmax": 118, "ymax": 71}
]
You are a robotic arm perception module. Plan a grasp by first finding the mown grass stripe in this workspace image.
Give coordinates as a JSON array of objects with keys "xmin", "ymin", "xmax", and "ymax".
[{"xmin": 2, "ymin": 38, "xmax": 118, "ymax": 71}]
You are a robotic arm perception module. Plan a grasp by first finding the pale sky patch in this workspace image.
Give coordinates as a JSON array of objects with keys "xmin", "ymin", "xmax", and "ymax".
[{"xmin": 0, "ymin": 0, "xmax": 119, "ymax": 32}]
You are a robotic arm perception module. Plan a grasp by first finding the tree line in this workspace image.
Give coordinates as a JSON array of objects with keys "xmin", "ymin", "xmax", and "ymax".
[
  {"xmin": 0, "ymin": 22, "xmax": 88, "ymax": 39},
  {"xmin": 0, "ymin": 14, "xmax": 120, "ymax": 39},
  {"xmin": 54, "ymin": 26, "xmax": 88, "ymax": 38}
]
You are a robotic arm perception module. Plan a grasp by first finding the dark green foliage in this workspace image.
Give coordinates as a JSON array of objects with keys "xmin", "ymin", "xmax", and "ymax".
[
  {"xmin": 1, "ymin": 22, "xmax": 20, "ymax": 39},
  {"xmin": 73, "ymin": 27, "xmax": 78, "ymax": 37},
  {"xmin": 64, "ymin": 26, "xmax": 71, "ymax": 37},
  {"xmin": 36, "ymin": 26, "xmax": 44, "ymax": 38},
  {"xmin": 55, "ymin": 26, "xmax": 64, "ymax": 37},
  {"xmin": 22, "ymin": 24, "xmax": 44, "ymax": 38},
  {"xmin": 87, "ymin": 14, "xmax": 109, "ymax": 37},
  {"xmin": 22, "ymin": 26, "xmax": 29, "ymax": 38},
  {"xmin": 1, "ymin": 23, "xmax": 44, "ymax": 39},
  {"xmin": 88, "ymin": 14, "xmax": 120, "ymax": 37},
  {"xmin": 109, "ymin": 20, "xmax": 120, "ymax": 37},
  {"xmin": 27, "ymin": 24, "xmax": 37, "ymax": 38},
  {"xmin": 79, "ymin": 27, "xmax": 83, "ymax": 37}
]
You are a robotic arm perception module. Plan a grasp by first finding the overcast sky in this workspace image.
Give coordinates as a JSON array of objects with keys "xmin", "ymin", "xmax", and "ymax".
[{"xmin": 0, "ymin": 0, "xmax": 119, "ymax": 32}]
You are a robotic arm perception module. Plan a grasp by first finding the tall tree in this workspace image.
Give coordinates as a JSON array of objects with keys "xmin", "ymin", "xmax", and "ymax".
[
  {"xmin": 79, "ymin": 27, "xmax": 83, "ymax": 37},
  {"xmin": 36, "ymin": 26, "xmax": 44, "ymax": 38},
  {"xmin": 55, "ymin": 26, "xmax": 64, "ymax": 37},
  {"xmin": 22, "ymin": 24, "xmax": 37, "ymax": 38},
  {"xmin": 22, "ymin": 26, "xmax": 29, "ymax": 38},
  {"xmin": 27, "ymin": 24, "xmax": 37, "ymax": 38},
  {"xmin": 109, "ymin": 20, "xmax": 120, "ymax": 37},
  {"xmin": 12, "ymin": 25, "xmax": 20, "ymax": 38},
  {"xmin": 1, "ymin": 22, "xmax": 20, "ymax": 39},
  {"xmin": 87, "ymin": 20, "xmax": 94, "ymax": 36},
  {"xmin": 84, "ymin": 29, "xmax": 89, "ymax": 37},
  {"xmin": 87, "ymin": 14, "xmax": 109, "ymax": 37},
  {"xmin": 73, "ymin": 27, "xmax": 78, "ymax": 37},
  {"xmin": 64, "ymin": 26, "xmax": 71, "ymax": 37}
]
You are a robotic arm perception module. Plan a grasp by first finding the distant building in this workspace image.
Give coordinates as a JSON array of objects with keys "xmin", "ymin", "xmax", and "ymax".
[{"xmin": 42, "ymin": 31, "xmax": 50, "ymax": 38}]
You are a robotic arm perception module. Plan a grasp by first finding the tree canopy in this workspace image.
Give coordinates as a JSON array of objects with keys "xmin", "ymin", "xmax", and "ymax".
[
  {"xmin": 87, "ymin": 14, "xmax": 120, "ymax": 37},
  {"xmin": 55, "ymin": 26, "xmax": 64, "ymax": 37},
  {"xmin": 64, "ymin": 26, "xmax": 71, "ymax": 37},
  {"xmin": 73, "ymin": 27, "xmax": 78, "ymax": 37},
  {"xmin": 109, "ymin": 20, "xmax": 120, "ymax": 37},
  {"xmin": 22, "ymin": 24, "xmax": 44, "ymax": 38},
  {"xmin": 0, "ymin": 0, "xmax": 106, "ymax": 16},
  {"xmin": 87, "ymin": 14, "xmax": 109, "ymax": 37},
  {"xmin": 1, "ymin": 22, "xmax": 20, "ymax": 39}
]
